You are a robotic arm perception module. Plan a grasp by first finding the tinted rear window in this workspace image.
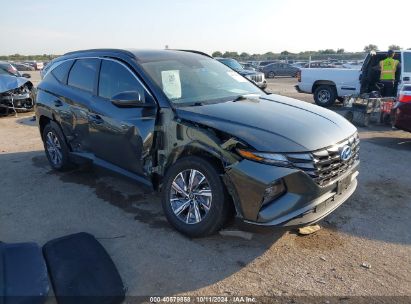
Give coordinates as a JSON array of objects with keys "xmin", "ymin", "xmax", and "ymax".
[
  {"xmin": 51, "ymin": 60, "xmax": 74, "ymax": 83},
  {"xmin": 404, "ymin": 52, "xmax": 411, "ymax": 73},
  {"xmin": 68, "ymin": 59, "xmax": 99, "ymax": 92}
]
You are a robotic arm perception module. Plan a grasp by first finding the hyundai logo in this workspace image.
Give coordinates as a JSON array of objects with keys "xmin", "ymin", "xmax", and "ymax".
[{"xmin": 340, "ymin": 145, "xmax": 352, "ymax": 162}]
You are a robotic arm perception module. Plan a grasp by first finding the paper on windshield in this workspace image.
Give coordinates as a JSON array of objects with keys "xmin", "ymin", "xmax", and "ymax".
[
  {"xmin": 227, "ymin": 71, "xmax": 247, "ymax": 83},
  {"xmin": 161, "ymin": 70, "xmax": 182, "ymax": 99}
]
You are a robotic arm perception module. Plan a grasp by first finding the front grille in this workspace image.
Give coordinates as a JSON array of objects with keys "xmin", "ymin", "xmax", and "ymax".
[
  {"xmin": 286, "ymin": 133, "xmax": 360, "ymax": 186},
  {"xmin": 250, "ymin": 74, "xmax": 263, "ymax": 83}
]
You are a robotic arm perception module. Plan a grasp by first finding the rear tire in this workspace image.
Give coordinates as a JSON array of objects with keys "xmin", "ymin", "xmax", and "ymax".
[
  {"xmin": 42, "ymin": 121, "xmax": 73, "ymax": 171},
  {"xmin": 314, "ymin": 85, "xmax": 337, "ymax": 107},
  {"xmin": 161, "ymin": 156, "xmax": 230, "ymax": 237}
]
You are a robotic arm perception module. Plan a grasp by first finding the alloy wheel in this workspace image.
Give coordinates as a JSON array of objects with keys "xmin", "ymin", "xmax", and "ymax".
[
  {"xmin": 318, "ymin": 89, "xmax": 331, "ymax": 103},
  {"xmin": 45, "ymin": 131, "xmax": 63, "ymax": 166},
  {"xmin": 170, "ymin": 169, "xmax": 212, "ymax": 224}
]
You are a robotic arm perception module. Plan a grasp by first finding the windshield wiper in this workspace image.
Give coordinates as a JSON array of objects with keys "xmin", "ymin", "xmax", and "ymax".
[
  {"xmin": 232, "ymin": 94, "xmax": 261, "ymax": 102},
  {"xmin": 174, "ymin": 101, "xmax": 204, "ymax": 108}
]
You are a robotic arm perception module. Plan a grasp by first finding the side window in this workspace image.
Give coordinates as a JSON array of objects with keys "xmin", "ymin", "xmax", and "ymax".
[
  {"xmin": 51, "ymin": 60, "xmax": 74, "ymax": 83},
  {"xmin": 68, "ymin": 59, "xmax": 99, "ymax": 92},
  {"xmin": 404, "ymin": 52, "xmax": 411, "ymax": 73},
  {"xmin": 98, "ymin": 60, "xmax": 143, "ymax": 99}
]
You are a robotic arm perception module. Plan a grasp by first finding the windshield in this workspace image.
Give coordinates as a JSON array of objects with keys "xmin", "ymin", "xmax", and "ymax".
[
  {"xmin": 217, "ymin": 58, "xmax": 243, "ymax": 71},
  {"xmin": 141, "ymin": 54, "xmax": 262, "ymax": 105}
]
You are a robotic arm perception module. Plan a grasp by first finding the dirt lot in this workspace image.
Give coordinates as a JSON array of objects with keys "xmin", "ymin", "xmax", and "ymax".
[{"xmin": 1, "ymin": 72, "xmax": 410, "ymax": 300}]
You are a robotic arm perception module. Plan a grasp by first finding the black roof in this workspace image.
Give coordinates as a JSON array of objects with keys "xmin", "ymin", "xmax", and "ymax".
[{"xmin": 63, "ymin": 49, "xmax": 211, "ymax": 62}]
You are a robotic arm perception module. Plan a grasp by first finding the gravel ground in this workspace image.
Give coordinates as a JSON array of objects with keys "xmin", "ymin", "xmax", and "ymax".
[{"xmin": 0, "ymin": 72, "xmax": 410, "ymax": 301}]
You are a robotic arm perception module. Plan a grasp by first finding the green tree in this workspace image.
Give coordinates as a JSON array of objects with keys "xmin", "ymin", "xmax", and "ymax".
[
  {"xmin": 239, "ymin": 52, "xmax": 250, "ymax": 59},
  {"xmin": 264, "ymin": 52, "xmax": 275, "ymax": 59},
  {"xmin": 280, "ymin": 50, "xmax": 290, "ymax": 55},
  {"xmin": 337, "ymin": 48, "xmax": 345, "ymax": 54},
  {"xmin": 388, "ymin": 45, "xmax": 401, "ymax": 51},
  {"xmin": 222, "ymin": 51, "xmax": 239, "ymax": 58},
  {"xmin": 364, "ymin": 44, "xmax": 378, "ymax": 52},
  {"xmin": 319, "ymin": 49, "xmax": 336, "ymax": 54},
  {"xmin": 212, "ymin": 51, "xmax": 222, "ymax": 57}
]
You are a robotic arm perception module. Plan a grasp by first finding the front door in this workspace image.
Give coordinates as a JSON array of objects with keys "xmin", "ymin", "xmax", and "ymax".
[{"xmin": 87, "ymin": 59, "xmax": 157, "ymax": 176}]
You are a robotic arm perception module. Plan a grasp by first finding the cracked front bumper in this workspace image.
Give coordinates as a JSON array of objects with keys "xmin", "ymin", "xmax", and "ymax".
[{"xmin": 224, "ymin": 159, "xmax": 359, "ymax": 227}]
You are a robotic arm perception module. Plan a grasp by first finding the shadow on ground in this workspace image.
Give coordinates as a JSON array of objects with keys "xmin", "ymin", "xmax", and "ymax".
[{"xmin": 1, "ymin": 126, "xmax": 410, "ymax": 295}]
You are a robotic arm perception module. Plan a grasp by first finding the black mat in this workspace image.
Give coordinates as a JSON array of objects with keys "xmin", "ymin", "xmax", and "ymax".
[
  {"xmin": 0, "ymin": 242, "xmax": 49, "ymax": 304},
  {"xmin": 42, "ymin": 232, "xmax": 125, "ymax": 304}
]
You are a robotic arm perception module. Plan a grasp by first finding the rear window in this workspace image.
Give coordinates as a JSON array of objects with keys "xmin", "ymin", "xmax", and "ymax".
[
  {"xmin": 68, "ymin": 59, "xmax": 99, "ymax": 92},
  {"xmin": 51, "ymin": 60, "xmax": 74, "ymax": 83},
  {"xmin": 404, "ymin": 52, "xmax": 411, "ymax": 73}
]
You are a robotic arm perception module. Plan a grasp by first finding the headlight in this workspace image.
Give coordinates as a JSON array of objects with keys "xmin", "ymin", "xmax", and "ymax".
[{"xmin": 237, "ymin": 149, "xmax": 290, "ymax": 166}]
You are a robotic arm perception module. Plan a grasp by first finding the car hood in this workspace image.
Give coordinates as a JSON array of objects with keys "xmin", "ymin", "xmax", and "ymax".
[
  {"xmin": 236, "ymin": 69, "xmax": 261, "ymax": 76},
  {"xmin": 175, "ymin": 94, "xmax": 357, "ymax": 152},
  {"xmin": 0, "ymin": 75, "xmax": 31, "ymax": 94}
]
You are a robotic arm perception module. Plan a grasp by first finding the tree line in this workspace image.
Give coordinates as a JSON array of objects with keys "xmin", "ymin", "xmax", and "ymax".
[
  {"xmin": 0, "ymin": 54, "xmax": 59, "ymax": 61},
  {"xmin": 212, "ymin": 44, "xmax": 409, "ymax": 61}
]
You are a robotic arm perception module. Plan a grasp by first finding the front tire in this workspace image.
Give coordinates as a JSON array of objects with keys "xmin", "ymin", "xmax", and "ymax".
[
  {"xmin": 42, "ymin": 122, "xmax": 73, "ymax": 171},
  {"xmin": 314, "ymin": 85, "xmax": 337, "ymax": 107},
  {"xmin": 268, "ymin": 71, "xmax": 275, "ymax": 78},
  {"xmin": 161, "ymin": 156, "xmax": 230, "ymax": 237}
]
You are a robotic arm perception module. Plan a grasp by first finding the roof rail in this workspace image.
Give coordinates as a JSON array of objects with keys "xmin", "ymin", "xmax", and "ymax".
[
  {"xmin": 171, "ymin": 49, "xmax": 212, "ymax": 58},
  {"xmin": 63, "ymin": 48, "xmax": 135, "ymax": 58}
]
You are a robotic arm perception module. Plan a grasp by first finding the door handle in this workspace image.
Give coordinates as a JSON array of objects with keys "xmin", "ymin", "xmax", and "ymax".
[
  {"xmin": 54, "ymin": 100, "xmax": 63, "ymax": 107},
  {"xmin": 88, "ymin": 114, "xmax": 103, "ymax": 124}
]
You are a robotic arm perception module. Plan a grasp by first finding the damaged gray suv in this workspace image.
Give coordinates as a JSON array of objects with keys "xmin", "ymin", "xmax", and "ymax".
[{"xmin": 36, "ymin": 49, "xmax": 359, "ymax": 237}]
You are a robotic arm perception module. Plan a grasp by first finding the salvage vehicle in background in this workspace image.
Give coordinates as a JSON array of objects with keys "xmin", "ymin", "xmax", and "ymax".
[
  {"xmin": 392, "ymin": 85, "xmax": 411, "ymax": 132},
  {"xmin": 296, "ymin": 50, "xmax": 411, "ymax": 107},
  {"xmin": 0, "ymin": 61, "xmax": 31, "ymax": 78},
  {"xmin": 0, "ymin": 65, "xmax": 34, "ymax": 115},
  {"xmin": 215, "ymin": 57, "xmax": 267, "ymax": 89},
  {"xmin": 11, "ymin": 62, "xmax": 35, "ymax": 71},
  {"xmin": 36, "ymin": 49, "xmax": 359, "ymax": 237},
  {"xmin": 261, "ymin": 63, "xmax": 299, "ymax": 78}
]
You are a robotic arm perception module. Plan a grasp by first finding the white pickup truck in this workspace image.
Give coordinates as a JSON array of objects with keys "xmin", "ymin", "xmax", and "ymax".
[{"xmin": 296, "ymin": 50, "xmax": 411, "ymax": 106}]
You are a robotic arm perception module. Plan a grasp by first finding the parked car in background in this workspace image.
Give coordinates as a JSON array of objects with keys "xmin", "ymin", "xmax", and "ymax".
[
  {"xmin": 342, "ymin": 61, "xmax": 364, "ymax": 69},
  {"xmin": 240, "ymin": 62, "xmax": 256, "ymax": 71},
  {"xmin": 393, "ymin": 84, "xmax": 411, "ymax": 132},
  {"xmin": 261, "ymin": 63, "xmax": 300, "ymax": 78},
  {"xmin": 303, "ymin": 61, "xmax": 336, "ymax": 68},
  {"xmin": 35, "ymin": 49, "xmax": 359, "ymax": 237},
  {"xmin": 297, "ymin": 51, "xmax": 411, "ymax": 107},
  {"xmin": 216, "ymin": 58, "xmax": 267, "ymax": 89},
  {"xmin": 257, "ymin": 60, "xmax": 277, "ymax": 68},
  {"xmin": 24, "ymin": 61, "xmax": 44, "ymax": 70},
  {"xmin": 12, "ymin": 62, "xmax": 35, "ymax": 71},
  {"xmin": 291, "ymin": 62, "xmax": 307, "ymax": 69}
]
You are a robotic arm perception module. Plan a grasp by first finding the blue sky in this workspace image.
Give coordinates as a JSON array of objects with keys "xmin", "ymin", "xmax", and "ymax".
[{"xmin": 1, "ymin": 0, "xmax": 410, "ymax": 55}]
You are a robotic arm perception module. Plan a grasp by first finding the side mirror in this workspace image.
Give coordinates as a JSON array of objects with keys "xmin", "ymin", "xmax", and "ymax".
[
  {"xmin": 22, "ymin": 73, "xmax": 31, "ymax": 78},
  {"xmin": 111, "ymin": 91, "xmax": 149, "ymax": 108}
]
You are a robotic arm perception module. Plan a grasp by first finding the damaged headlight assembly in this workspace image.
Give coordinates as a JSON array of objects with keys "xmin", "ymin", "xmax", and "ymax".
[
  {"xmin": 236, "ymin": 149, "xmax": 289, "ymax": 206},
  {"xmin": 237, "ymin": 148, "xmax": 291, "ymax": 166}
]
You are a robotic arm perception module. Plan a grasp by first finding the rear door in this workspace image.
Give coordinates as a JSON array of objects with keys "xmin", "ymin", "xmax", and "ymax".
[
  {"xmin": 65, "ymin": 58, "xmax": 100, "ymax": 153},
  {"xmin": 87, "ymin": 59, "xmax": 157, "ymax": 176}
]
